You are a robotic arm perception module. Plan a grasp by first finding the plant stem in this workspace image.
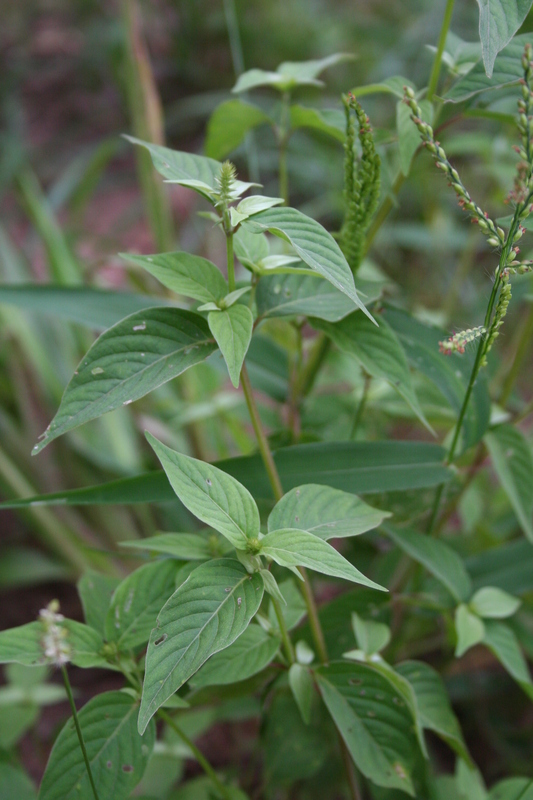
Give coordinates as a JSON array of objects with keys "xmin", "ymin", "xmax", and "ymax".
[
  {"xmin": 226, "ymin": 229, "xmax": 236, "ymax": 292},
  {"xmin": 350, "ymin": 373, "xmax": 371, "ymax": 439},
  {"xmin": 61, "ymin": 666, "xmax": 100, "ymax": 800},
  {"xmin": 427, "ymin": 0, "xmax": 456, "ymax": 102},
  {"xmin": 271, "ymin": 596, "xmax": 296, "ymax": 663},
  {"xmin": 159, "ymin": 708, "xmax": 232, "ymax": 800},
  {"xmin": 299, "ymin": 567, "xmax": 328, "ymax": 664},
  {"xmin": 278, "ymin": 92, "xmax": 291, "ymax": 205}
]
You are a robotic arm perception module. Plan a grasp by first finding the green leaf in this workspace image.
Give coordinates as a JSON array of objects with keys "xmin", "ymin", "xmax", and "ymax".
[
  {"xmin": 245, "ymin": 207, "xmax": 372, "ymax": 316},
  {"xmin": 289, "ymin": 105, "xmax": 346, "ymax": 141},
  {"xmin": 0, "ymin": 764, "xmax": 37, "ymax": 800},
  {"xmin": 312, "ymin": 313, "xmax": 432, "ymax": 432},
  {"xmin": 488, "ymin": 778, "xmax": 533, "ymax": 800},
  {"xmin": 232, "ymin": 53, "xmax": 354, "ymax": 93},
  {"xmin": 146, "ymin": 433, "xmax": 259, "ymax": 548},
  {"xmin": 39, "ymin": 691, "xmax": 155, "ymax": 800},
  {"xmin": 32, "ymin": 308, "xmax": 217, "ymax": 455},
  {"xmin": 191, "ymin": 624, "xmax": 280, "ymax": 688},
  {"xmin": 316, "ymin": 662, "xmax": 418, "ymax": 795},
  {"xmin": 77, "ymin": 570, "xmax": 120, "ymax": 636},
  {"xmin": 256, "ymin": 273, "xmax": 357, "ymax": 322},
  {"xmin": 0, "ymin": 620, "xmax": 107, "ymax": 669},
  {"xmin": 268, "ymin": 484, "xmax": 389, "ymax": 540},
  {"xmin": 352, "ymin": 612, "xmax": 391, "ymax": 655},
  {"xmin": 259, "ymin": 528, "xmax": 386, "ymax": 591},
  {"xmin": 236, "ymin": 195, "xmax": 284, "ymax": 216},
  {"xmin": 467, "ymin": 538, "xmax": 533, "ymax": 594},
  {"xmin": 0, "ymin": 284, "xmax": 160, "ymax": 330},
  {"xmin": 476, "ymin": 0, "xmax": 533, "ymax": 77},
  {"xmin": 383, "ymin": 526, "xmax": 472, "ymax": 603},
  {"xmin": 268, "ymin": 578, "xmax": 307, "ymax": 631},
  {"xmin": 485, "ymin": 424, "xmax": 533, "ymax": 542},
  {"xmin": 208, "ymin": 304, "xmax": 253, "ymax": 388},
  {"xmin": 234, "ymin": 226, "xmax": 269, "ymax": 268},
  {"xmin": 396, "ymin": 660, "xmax": 471, "ymax": 763},
  {"xmin": 455, "ymin": 604, "xmax": 485, "ymax": 657},
  {"xmin": 289, "ymin": 663, "xmax": 314, "ymax": 724},
  {"xmin": 105, "ymin": 560, "xmax": 178, "ymax": 650},
  {"xmin": 120, "ymin": 533, "xmax": 214, "ymax": 561},
  {"xmin": 138, "ymin": 559, "xmax": 264, "ymax": 733},
  {"xmin": 470, "ymin": 586, "xmax": 521, "ymax": 619},
  {"xmin": 350, "ymin": 76, "xmax": 415, "ymax": 99},
  {"xmin": 397, "ymin": 99, "xmax": 432, "ymax": 176},
  {"xmin": 482, "ymin": 619, "xmax": 533, "ymax": 697},
  {"xmin": 120, "ymin": 251, "xmax": 228, "ymax": 304},
  {"xmin": 205, "ymin": 99, "xmax": 272, "ymax": 160}
]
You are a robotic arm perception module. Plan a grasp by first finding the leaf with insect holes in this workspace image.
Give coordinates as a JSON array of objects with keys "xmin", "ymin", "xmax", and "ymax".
[
  {"xmin": 146, "ymin": 433, "xmax": 260, "ymax": 548},
  {"xmin": 208, "ymin": 304, "xmax": 254, "ymax": 388},
  {"xmin": 39, "ymin": 691, "xmax": 155, "ymax": 800},
  {"xmin": 485, "ymin": 424, "xmax": 533, "ymax": 542},
  {"xmin": 120, "ymin": 252, "xmax": 228, "ymax": 304},
  {"xmin": 259, "ymin": 528, "xmax": 386, "ymax": 591},
  {"xmin": 138, "ymin": 559, "xmax": 264, "ymax": 733},
  {"xmin": 191, "ymin": 624, "xmax": 280, "ymax": 688},
  {"xmin": 32, "ymin": 308, "xmax": 217, "ymax": 455}
]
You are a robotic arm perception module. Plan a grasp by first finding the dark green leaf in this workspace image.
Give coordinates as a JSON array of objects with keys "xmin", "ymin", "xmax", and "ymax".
[
  {"xmin": 77, "ymin": 570, "xmax": 120, "ymax": 636},
  {"xmin": 120, "ymin": 533, "xmax": 213, "ymax": 561},
  {"xmin": 256, "ymin": 273, "xmax": 357, "ymax": 321},
  {"xmin": 483, "ymin": 620, "xmax": 533, "ymax": 697},
  {"xmin": 205, "ymin": 99, "xmax": 272, "ymax": 159},
  {"xmin": 0, "ymin": 764, "xmax": 37, "ymax": 800},
  {"xmin": 208, "ymin": 304, "xmax": 253, "ymax": 388},
  {"xmin": 191, "ymin": 624, "xmax": 280, "ymax": 687},
  {"xmin": 120, "ymin": 252, "xmax": 228, "ymax": 304}
]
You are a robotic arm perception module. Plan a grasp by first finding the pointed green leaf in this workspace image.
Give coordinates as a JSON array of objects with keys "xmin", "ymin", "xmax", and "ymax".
[
  {"xmin": 77, "ymin": 570, "xmax": 120, "ymax": 636},
  {"xmin": 208, "ymin": 304, "xmax": 253, "ymax": 388},
  {"xmin": 205, "ymin": 99, "xmax": 272, "ymax": 160},
  {"xmin": 289, "ymin": 105, "xmax": 346, "ymax": 142},
  {"xmin": 39, "ymin": 691, "xmax": 155, "ymax": 800},
  {"xmin": 268, "ymin": 484, "xmax": 389, "ymax": 540},
  {"xmin": 120, "ymin": 252, "xmax": 228, "ymax": 304},
  {"xmin": 256, "ymin": 273, "xmax": 357, "ymax": 321},
  {"xmin": 138, "ymin": 559, "xmax": 264, "ymax": 733},
  {"xmin": 260, "ymin": 528, "xmax": 386, "ymax": 591},
  {"xmin": 237, "ymin": 195, "xmax": 284, "ymax": 216},
  {"xmin": 455, "ymin": 604, "xmax": 485, "ymax": 657},
  {"xmin": 485, "ymin": 424, "xmax": 533, "ymax": 542},
  {"xmin": 277, "ymin": 53, "xmax": 355, "ymax": 85},
  {"xmin": 316, "ymin": 662, "xmax": 418, "ymax": 795},
  {"xmin": 120, "ymin": 533, "xmax": 214, "ymax": 561},
  {"xmin": 470, "ymin": 586, "xmax": 521, "ymax": 619},
  {"xmin": 476, "ymin": 0, "xmax": 532, "ymax": 77},
  {"xmin": 383, "ymin": 526, "xmax": 472, "ymax": 603},
  {"xmin": 32, "ymin": 308, "xmax": 217, "ymax": 455},
  {"xmin": 146, "ymin": 433, "xmax": 259, "ymax": 547},
  {"xmin": 245, "ymin": 207, "xmax": 372, "ymax": 316},
  {"xmin": 191, "ymin": 624, "xmax": 280, "ymax": 688},
  {"xmin": 482, "ymin": 620, "xmax": 533, "ymax": 697},
  {"xmin": 488, "ymin": 778, "xmax": 533, "ymax": 800},
  {"xmin": 352, "ymin": 612, "xmax": 391, "ymax": 655},
  {"xmin": 232, "ymin": 54, "xmax": 353, "ymax": 93},
  {"xmin": 289, "ymin": 663, "xmax": 314, "ymax": 724}
]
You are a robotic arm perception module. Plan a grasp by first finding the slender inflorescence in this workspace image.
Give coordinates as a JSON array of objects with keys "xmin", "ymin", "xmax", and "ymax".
[
  {"xmin": 340, "ymin": 93, "xmax": 381, "ymax": 275},
  {"xmin": 40, "ymin": 600, "xmax": 71, "ymax": 666},
  {"xmin": 439, "ymin": 326, "xmax": 486, "ymax": 355},
  {"xmin": 215, "ymin": 160, "xmax": 239, "ymax": 209}
]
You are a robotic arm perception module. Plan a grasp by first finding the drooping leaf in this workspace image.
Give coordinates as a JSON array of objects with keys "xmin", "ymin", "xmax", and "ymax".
[
  {"xmin": 312, "ymin": 313, "xmax": 432, "ymax": 432},
  {"xmin": 482, "ymin": 619, "xmax": 533, "ymax": 697},
  {"xmin": 289, "ymin": 663, "xmax": 314, "ymax": 724},
  {"xmin": 32, "ymin": 308, "xmax": 217, "ymax": 455},
  {"xmin": 397, "ymin": 99, "xmax": 432, "ymax": 176},
  {"xmin": 120, "ymin": 533, "xmax": 214, "ymax": 561},
  {"xmin": 259, "ymin": 528, "xmax": 386, "ymax": 591},
  {"xmin": 39, "ymin": 691, "xmax": 155, "ymax": 800},
  {"xmin": 256, "ymin": 273, "xmax": 357, "ymax": 321},
  {"xmin": 289, "ymin": 105, "xmax": 346, "ymax": 141},
  {"xmin": 77, "ymin": 570, "xmax": 120, "ymax": 636},
  {"xmin": 383, "ymin": 526, "xmax": 472, "ymax": 603},
  {"xmin": 316, "ymin": 662, "xmax": 419, "ymax": 795},
  {"xmin": 268, "ymin": 484, "xmax": 390, "ymax": 540},
  {"xmin": 146, "ymin": 433, "xmax": 259, "ymax": 548},
  {"xmin": 455, "ymin": 604, "xmax": 485, "ymax": 657},
  {"xmin": 205, "ymin": 99, "xmax": 272, "ymax": 160},
  {"xmin": 191, "ymin": 624, "xmax": 280, "ymax": 688},
  {"xmin": 485, "ymin": 424, "xmax": 533, "ymax": 542},
  {"xmin": 469, "ymin": 586, "xmax": 521, "ymax": 619},
  {"xmin": 476, "ymin": 0, "xmax": 533, "ymax": 77},
  {"xmin": 105, "ymin": 560, "xmax": 178, "ymax": 650},
  {"xmin": 120, "ymin": 252, "xmax": 228, "ymax": 304},
  {"xmin": 208, "ymin": 304, "xmax": 254, "ymax": 388},
  {"xmin": 138, "ymin": 559, "xmax": 264, "ymax": 733}
]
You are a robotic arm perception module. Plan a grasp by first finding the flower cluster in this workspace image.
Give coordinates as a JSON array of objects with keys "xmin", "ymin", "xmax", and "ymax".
[
  {"xmin": 481, "ymin": 278, "xmax": 512, "ymax": 367},
  {"xmin": 438, "ymin": 326, "xmax": 486, "ymax": 355},
  {"xmin": 40, "ymin": 600, "xmax": 71, "ymax": 666}
]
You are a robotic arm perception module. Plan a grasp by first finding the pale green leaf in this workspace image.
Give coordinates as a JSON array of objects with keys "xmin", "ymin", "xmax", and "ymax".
[
  {"xmin": 350, "ymin": 76, "xmax": 415, "ymax": 99},
  {"xmin": 296, "ymin": 640, "xmax": 315, "ymax": 665},
  {"xmin": 256, "ymin": 273, "xmax": 357, "ymax": 321},
  {"xmin": 485, "ymin": 424, "xmax": 533, "ymax": 542},
  {"xmin": 237, "ymin": 195, "xmax": 284, "ymax": 216},
  {"xmin": 208, "ymin": 304, "xmax": 253, "ymax": 388},
  {"xmin": 234, "ymin": 226, "xmax": 269, "ymax": 269},
  {"xmin": 120, "ymin": 252, "xmax": 228, "ymax": 304},
  {"xmin": 32, "ymin": 308, "xmax": 217, "ymax": 455},
  {"xmin": 232, "ymin": 68, "xmax": 293, "ymax": 93},
  {"xmin": 352, "ymin": 612, "xmax": 391, "ymax": 655},
  {"xmin": 289, "ymin": 105, "xmax": 346, "ymax": 141},
  {"xmin": 146, "ymin": 434, "xmax": 259, "ymax": 548},
  {"xmin": 120, "ymin": 532, "xmax": 214, "ymax": 561},
  {"xmin": 483, "ymin": 620, "xmax": 533, "ymax": 696},
  {"xmin": 455, "ymin": 604, "xmax": 485, "ymax": 657},
  {"xmin": 268, "ymin": 484, "xmax": 390, "ymax": 540},
  {"xmin": 138, "ymin": 559, "xmax": 264, "ymax": 733},
  {"xmin": 221, "ymin": 286, "xmax": 252, "ymax": 308},
  {"xmin": 289, "ymin": 663, "xmax": 314, "ymax": 724},
  {"xmin": 397, "ymin": 99, "xmax": 432, "ymax": 176},
  {"xmin": 260, "ymin": 569, "xmax": 287, "ymax": 606},
  {"xmin": 232, "ymin": 54, "xmax": 354, "ymax": 93},
  {"xmin": 77, "ymin": 570, "xmax": 120, "ymax": 637},
  {"xmin": 476, "ymin": 0, "xmax": 533, "ymax": 77},
  {"xmin": 260, "ymin": 528, "xmax": 386, "ymax": 591},
  {"xmin": 191, "ymin": 624, "xmax": 280, "ymax": 688},
  {"xmin": 39, "ymin": 691, "xmax": 155, "ymax": 800},
  {"xmin": 204, "ymin": 99, "xmax": 272, "ymax": 160},
  {"xmin": 470, "ymin": 586, "xmax": 521, "ymax": 619}
]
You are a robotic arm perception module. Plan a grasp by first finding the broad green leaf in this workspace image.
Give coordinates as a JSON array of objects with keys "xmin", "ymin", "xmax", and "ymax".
[
  {"xmin": 485, "ymin": 424, "xmax": 533, "ymax": 542},
  {"xmin": 245, "ymin": 207, "xmax": 372, "ymax": 316},
  {"xmin": 470, "ymin": 586, "xmax": 521, "ymax": 618},
  {"xmin": 445, "ymin": 33, "xmax": 532, "ymax": 101},
  {"xmin": 352, "ymin": 612, "xmax": 391, "ymax": 655},
  {"xmin": 289, "ymin": 105, "xmax": 346, "ymax": 141},
  {"xmin": 125, "ymin": 136, "xmax": 221, "ymax": 200},
  {"xmin": 237, "ymin": 195, "xmax": 284, "ymax": 216},
  {"xmin": 138, "ymin": 559, "xmax": 264, "ymax": 733},
  {"xmin": 456, "ymin": 760, "xmax": 488, "ymax": 800},
  {"xmin": 455, "ymin": 604, "xmax": 485, "ymax": 657},
  {"xmin": 476, "ymin": 0, "xmax": 533, "ymax": 77},
  {"xmin": 0, "ymin": 764, "xmax": 37, "ymax": 800},
  {"xmin": 120, "ymin": 533, "xmax": 214, "ymax": 561},
  {"xmin": 146, "ymin": 433, "xmax": 259, "ymax": 547},
  {"xmin": 105, "ymin": 560, "xmax": 178, "ymax": 650},
  {"xmin": 39, "ymin": 691, "xmax": 155, "ymax": 800},
  {"xmin": 383, "ymin": 526, "xmax": 472, "ymax": 603},
  {"xmin": 0, "ymin": 620, "xmax": 107, "ymax": 669},
  {"xmin": 120, "ymin": 252, "xmax": 228, "ymax": 304},
  {"xmin": 32, "ymin": 308, "xmax": 217, "ymax": 455},
  {"xmin": 289, "ymin": 663, "xmax": 314, "ymax": 724},
  {"xmin": 489, "ymin": 778, "xmax": 533, "ymax": 800},
  {"xmin": 234, "ymin": 226, "xmax": 269, "ymax": 268},
  {"xmin": 0, "ymin": 284, "xmax": 160, "ymax": 330},
  {"xmin": 350, "ymin": 76, "xmax": 415, "ymax": 99},
  {"xmin": 397, "ymin": 99, "xmax": 432, "ymax": 176},
  {"xmin": 256, "ymin": 273, "xmax": 357, "ymax": 322},
  {"xmin": 483, "ymin": 619, "xmax": 533, "ymax": 697},
  {"xmin": 205, "ymin": 99, "xmax": 272, "ymax": 160},
  {"xmin": 396, "ymin": 660, "xmax": 471, "ymax": 763},
  {"xmin": 316, "ymin": 662, "xmax": 418, "ymax": 795},
  {"xmin": 232, "ymin": 54, "xmax": 354, "ymax": 93},
  {"xmin": 191, "ymin": 624, "xmax": 280, "ymax": 688},
  {"xmin": 268, "ymin": 484, "xmax": 389, "ymax": 540},
  {"xmin": 312, "ymin": 313, "xmax": 432, "ymax": 432},
  {"xmin": 77, "ymin": 570, "xmax": 120, "ymax": 636},
  {"xmin": 259, "ymin": 528, "xmax": 386, "ymax": 591},
  {"xmin": 208, "ymin": 304, "xmax": 254, "ymax": 388}
]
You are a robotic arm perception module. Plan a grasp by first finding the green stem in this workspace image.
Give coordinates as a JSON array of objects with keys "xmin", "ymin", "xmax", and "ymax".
[
  {"xmin": 272, "ymin": 596, "xmax": 296, "ymax": 663},
  {"xmin": 427, "ymin": 0, "xmax": 456, "ymax": 102},
  {"xmin": 158, "ymin": 709, "xmax": 232, "ymax": 800},
  {"xmin": 278, "ymin": 92, "xmax": 291, "ymax": 205},
  {"xmin": 226, "ymin": 229, "xmax": 236, "ymax": 292},
  {"xmin": 499, "ymin": 303, "xmax": 533, "ymax": 406},
  {"xmin": 61, "ymin": 666, "xmax": 101, "ymax": 800},
  {"xmin": 350, "ymin": 373, "xmax": 371, "ymax": 439},
  {"xmin": 299, "ymin": 567, "xmax": 328, "ymax": 664}
]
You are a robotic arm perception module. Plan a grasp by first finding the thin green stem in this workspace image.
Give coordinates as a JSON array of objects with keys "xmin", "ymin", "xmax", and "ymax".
[
  {"xmin": 61, "ymin": 666, "xmax": 101, "ymax": 800},
  {"xmin": 427, "ymin": 0, "xmax": 456, "ymax": 102},
  {"xmin": 271, "ymin": 596, "xmax": 296, "ymax": 663},
  {"xmin": 350, "ymin": 373, "xmax": 371, "ymax": 439},
  {"xmin": 226, "ymin": 229, "xmax": 236, "ymax": 292},
  {"xmin": 159, "ymin": 709, "xmax": 232, "ymax": 800},
  {"xmin": 299, "ymin": 567, "xmax": 328, "ymax": 665},
  {"xmin": 278, "ymin": 92, "xmax": 291, "ymax": 205}
]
